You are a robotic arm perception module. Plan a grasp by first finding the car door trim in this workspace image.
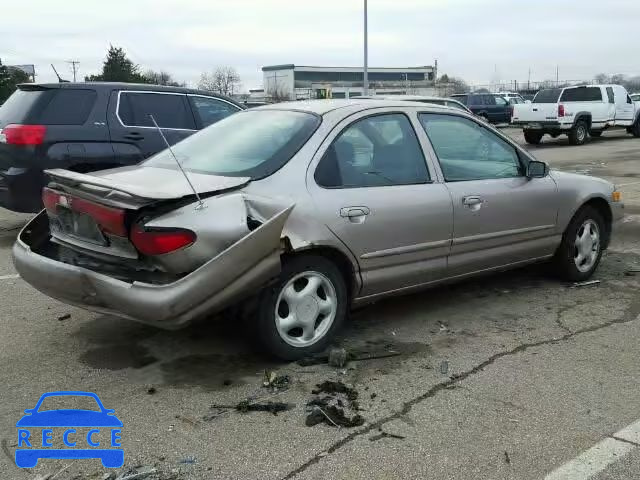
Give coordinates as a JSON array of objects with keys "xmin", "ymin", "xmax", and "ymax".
[
  {"xmin": 360, "ymin": 238, "xmax": 451, "ymax": 259},
  {"xmin": 115, "ymin": 90, "xmax": 198, "ymax": 131},
  {"xmin": 452, "ymin": 224, "xmax": 556, "ymax": 246}
]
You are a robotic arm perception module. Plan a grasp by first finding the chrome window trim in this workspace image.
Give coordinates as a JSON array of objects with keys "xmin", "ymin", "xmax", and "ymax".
[{"xmin": 115, "ymin": 90, "xmax": 197, "ymax": 131}]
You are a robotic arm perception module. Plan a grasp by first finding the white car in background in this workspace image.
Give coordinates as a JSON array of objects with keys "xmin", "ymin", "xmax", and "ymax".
[{"xmin": 498, "ymin": 92, "xmax": 527, "ymax": 104}]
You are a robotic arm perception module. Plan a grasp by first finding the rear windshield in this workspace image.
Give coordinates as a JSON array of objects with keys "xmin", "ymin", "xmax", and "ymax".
[
  {"xmin": 0, "ymin": 89, "xmax": 51, "ymax": 125},
  {"xmin": 144, "ymin": 110, "xmax": 321, "ymax": 179},
  {"xmin": 0, "ymin": 87, "xmax": 96, "ymax": 126},
  {"xmin": 533, "ymin": 89, "xmax": 562, "ymax": 103}
]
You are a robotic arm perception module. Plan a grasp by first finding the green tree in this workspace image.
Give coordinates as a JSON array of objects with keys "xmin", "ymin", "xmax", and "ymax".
[
  {"xmin": 0, "ymin": 61, "xmax": 31, "ymax": 103},
  {"xmin": 85, "ymin": 45, "xmax": 147, "ymax": 83}
]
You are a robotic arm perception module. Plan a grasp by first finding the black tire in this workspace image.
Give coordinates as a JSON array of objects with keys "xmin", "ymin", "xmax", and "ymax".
[
  {"xmin": 254, "ymin": 255, "xmax": 348, "ymax": 360},
  {"xmin": 568, "ymin": 120, "xmax": 588, "ymax": 145},
  {"xmin": 631, "ymin": 120, "xmax": 640, "ymax": 138},
  {"xmin": 590, "ymin": 131, "xmax": 603, "ymax": 137},
  {"xmin": 523, "ymin": 130, "xmax": 543, "ymax": 144},
  {"xmin": 553, "ymin": 206, "xmax": 605, "ymax": 282}
]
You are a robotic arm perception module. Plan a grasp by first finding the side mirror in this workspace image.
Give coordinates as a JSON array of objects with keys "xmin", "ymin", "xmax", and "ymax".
[{"xmin": 527, "ymin": 160, "xmax": 548, "ymax": 179}]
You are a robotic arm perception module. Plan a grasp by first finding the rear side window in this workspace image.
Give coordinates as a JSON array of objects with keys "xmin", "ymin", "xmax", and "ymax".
[
  {"xmin": 39, "ymin": 89, "xmax": 97, "ymax": 125},
  {"xmin": 560, "ymin": 87, "xmax": 602, "ymax": 102},
  {"xmin": 118, "ymin": 92, "xmax": 195, "ymax": 129},
  {"xmin": 482, "ymin": 95, "xmax": 496, "ymax": 106},
  {"xmin": 188, "ymin": 96, "xmax": 239, "ymax": 127},
  {"xmin": 533, "ymin": 89, "xmax": 562, "ymax": 103}
]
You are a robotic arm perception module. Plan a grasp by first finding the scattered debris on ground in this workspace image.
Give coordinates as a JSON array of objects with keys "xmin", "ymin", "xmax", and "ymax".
[
  {"xmin": 262, "ymin": 370, "xmax": 290, "ymax": 392},
  {"xmin": 440, "ymin": 360, "xmax": 449, "ymax": 375},
  {"xmin": 305, "ymin": 381, "xmax": 364, "ymax": 428},
  {"xmin": 210, "ymin": 400, "xmax": 293, "ymax": 415},
  {"xmin": 369, "ymin": 427, "xmax": 406, "ymax": 441},
  {"xmin": 328, "ymin": 347, "xmax": 348, "ymax": 368},
  {"xmin": 175, "ymin": 414, "xmax": 198, "ymax": 427},
  {"xmin": 146, "ymin": 387, "xmax": 156, "ymax": 395},
  {"xmin": 504, "ymin": 451, "xmax": 511, "ymax": 464},
  {"xmin": 624, "ymin": 268, "xmax": 640, "ymax": 276},
  {"xmin": 297, "ymin": 347, "xmax": 401, "ymax": 367},
  {"xmin": 57, "ymin": 313, "xmax": 71, "ymax": 321},
  {"xmin": 114, "ymin": 466, "xmax": 158, "ymax": 480},
  {"xmin": 179, "ymin": 455, "xmax": 197, "ymax": 464},
  {"xmin": 570, "ymin": 280, "xmax": 600, "ymax": 288}
]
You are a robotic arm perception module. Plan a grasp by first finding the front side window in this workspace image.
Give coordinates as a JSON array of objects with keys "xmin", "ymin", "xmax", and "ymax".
[
  {"xmin": 144, "ymin": 110, "xmax": 320, "ymax": 179},
  {"xmin": 419, "ymin": 113, "xmax": 523, "ymax": 182},
  {"xmin": 189, "ymin": 96, "xmax": 239, "ymax": 127},
  {"xmin": 494, "ymin": 96, "xmax": 508, "ymax": 106},
  {"xmin": 118, "ymin": 92, "xmax": 196, "ymax": 129},
  {"xmin": 315, "ymin": 113, "xmax": 430, "ymax": 188}
]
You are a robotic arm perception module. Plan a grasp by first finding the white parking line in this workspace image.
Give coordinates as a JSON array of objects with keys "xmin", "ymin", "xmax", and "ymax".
[
  {"xmin": 544, "ymin": 419, "xmax": 640, "ymax": 479},
  {"xmin": 0, "ymin": 274, "xmax": 19, "ymax": 280}
]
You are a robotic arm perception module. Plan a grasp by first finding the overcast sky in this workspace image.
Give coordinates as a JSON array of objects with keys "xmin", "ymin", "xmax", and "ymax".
[{"xmin": 2, "ymin": 0, "xmax": 639, "ymax": 90}]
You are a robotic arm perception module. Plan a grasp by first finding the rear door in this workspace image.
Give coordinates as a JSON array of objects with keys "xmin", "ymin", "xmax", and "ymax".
[
  {"xmin": 612, "ymin": 86, "xmax": 634, "ymax": 125},
  {"xmin": 107, "ymin": 90, "xmax": 197, "ymax": 164},
  {"xmin": 492, "ymin": 95, "xmax": 510, "ymax": 123},
  {"xmin": 419, "ymin": 112, "xmax": 558, "ymax": 276}
]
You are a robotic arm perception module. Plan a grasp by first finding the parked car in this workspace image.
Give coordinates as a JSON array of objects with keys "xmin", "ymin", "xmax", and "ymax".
[
  {"xmin": 0, "ymin": 82, "xmax": 243, "ymax": 213},
  {"xmin": 498, "ymin": 91, "xmax": 528, "ymax": 104},
  {"xmin": 14, "ymin": 100, "xmax": 623, "ymax": 359},
  {"xmin": 450, "ymin": 93, "xmax": 512, "ymax": 124},
  {"xmin": 512, "ymin": 84, "xmax": 640, "ymax": 145},
  {"xmin": 356, "ymin": 94, "xmax": 473, "ymax": 114}
]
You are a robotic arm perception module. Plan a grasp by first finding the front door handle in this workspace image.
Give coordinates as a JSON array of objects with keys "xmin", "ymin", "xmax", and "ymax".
[
  {"xmin": 462, "ymin": 196, "xmax": 484, "ymax": 211},
  {"xmin": 340, "ymin": 206, "xmax": 370, "ymax": 218}
]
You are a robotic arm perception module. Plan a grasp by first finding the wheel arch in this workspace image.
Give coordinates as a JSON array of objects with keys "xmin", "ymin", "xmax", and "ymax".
[
  {"xmin": 573, "ymin": 112, "xmax": 592, "ymax": 128},
  {"xmin": 567, "ymin": 196, "xmax": 613, "ymax": 249},
  {"xmin": 280, "ymin": 238, "xmax": 361, "ymax": 300}
]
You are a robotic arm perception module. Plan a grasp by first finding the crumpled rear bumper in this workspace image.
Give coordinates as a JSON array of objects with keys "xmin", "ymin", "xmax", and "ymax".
[{"xmin": 13, "ymin": 208, "xmax": 292, "ymax": 329}]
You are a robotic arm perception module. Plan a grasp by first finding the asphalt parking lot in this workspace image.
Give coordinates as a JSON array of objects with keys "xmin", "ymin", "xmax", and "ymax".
[{"xmin": 0, "ymin": 128, "xmax": 639, "ymax": 480}]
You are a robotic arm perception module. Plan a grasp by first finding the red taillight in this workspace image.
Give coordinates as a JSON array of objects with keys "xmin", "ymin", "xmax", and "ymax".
[
  {"xmin": 558, "ymin": 104, "xmax": 565, "ymax": 117},
  {"xmin": 42, "ymin": 187, "xmax": 127, "ymax": 237},
  {"xmin": 130, "ymin": 225, "xmax": 196, "ymax": 256},
  {"xmin": 2, "ymin": 124, "xmax": 46, "ymax": 145}
]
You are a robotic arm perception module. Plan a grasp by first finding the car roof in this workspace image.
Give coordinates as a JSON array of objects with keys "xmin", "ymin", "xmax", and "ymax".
[
  {"xmin": 18, "ymin": 82, "xmax": 241, "ymax": 104},
  {"xmin": 255, "ymin": 99, "xmax": 455, "ymax": 116}
]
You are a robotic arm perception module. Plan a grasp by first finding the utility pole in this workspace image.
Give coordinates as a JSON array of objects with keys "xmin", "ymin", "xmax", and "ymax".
[
  {"xmin": 363, "ymin": 0, "xmax": 369, "ymax": 95},
  {"xmin": 528, "ymin": 67, "xmax": 531, "ymax": 90},
  {"xmin": 67, "ymin": 60, "xmax": 80, "ymax": 82},
  {"xmin": 556, "ymin": 65, "xmax": 559, "ymax": 86}
]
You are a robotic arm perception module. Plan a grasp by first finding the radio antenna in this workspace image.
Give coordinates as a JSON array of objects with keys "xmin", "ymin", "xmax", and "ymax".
[{"xmin": 148, "ymin": 114, "xmax": 205, "ymax": 210}]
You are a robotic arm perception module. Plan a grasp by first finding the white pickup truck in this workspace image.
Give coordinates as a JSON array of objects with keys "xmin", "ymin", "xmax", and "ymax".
[{"xmin": 511, "ymin": 84, "xmax": 640, "ymax": 145}]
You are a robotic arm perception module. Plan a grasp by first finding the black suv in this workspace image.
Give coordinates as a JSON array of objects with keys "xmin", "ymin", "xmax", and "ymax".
[
  {"xmin": 450, "ymin": 93, "xmax": 512, "ymax": 124},
  {"xmin": 0, "ymin": 82, "xmax": 243, "ymax": 212}
]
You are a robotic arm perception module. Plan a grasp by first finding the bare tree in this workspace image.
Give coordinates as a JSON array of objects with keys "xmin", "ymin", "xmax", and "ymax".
[
  {"xmin": 198, "ymin": 67, "xmax": 241, "ymax": 96},
  {"xmin": 266, "ymin": 82, "xmax": 291, "ymax": 103},
  {"xmin": 594, "ymin": 73, "xmax": 609, "ymax": 85},
  {"xmin": 143, "ymin": 69, "xmax": 184, "ymax": 87}
]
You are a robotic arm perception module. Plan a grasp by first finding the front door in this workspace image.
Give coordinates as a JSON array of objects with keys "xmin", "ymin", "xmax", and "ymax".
[
  {"xmin": 418, "ymin": 113, "xmax": 559, "ymax": 276},
  {"xmin": 107, "ymin": 90, "xmax": 197, "ymax": 164},
  {"xmin": 309, "ymin": 111, "xmax": 453, "ymax": 298},
  {"xmin": 612, "ymin": 86, "xmax": 635, "ymax": 125}
]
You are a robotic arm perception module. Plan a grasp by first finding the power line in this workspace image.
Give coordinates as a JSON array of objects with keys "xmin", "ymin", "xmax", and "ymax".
[{"xmin": 67, "ymin": 60, "xmax": 80, "ymax": 82}]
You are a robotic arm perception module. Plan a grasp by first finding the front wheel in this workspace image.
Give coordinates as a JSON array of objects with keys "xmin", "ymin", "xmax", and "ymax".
[
  {"xmin": 255, "ymin": 255, "xmax": 348, "ymax": 360},
  {"xmin": 553, "ymin": 207, "xmax": 605, "ymax": 281},
  {"xmin": 631, "ymin": 120, "xmax": 640, "ymax": 138},
  {"xmin": 523, "ymin": 130, "xmax": 543, "ymax": 144},
  {"xmin": 568, "ymin": 120, "xmax": 588, "ymax": 145}
]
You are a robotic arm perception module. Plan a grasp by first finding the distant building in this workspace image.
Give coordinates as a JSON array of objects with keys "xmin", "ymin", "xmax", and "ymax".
[{"xmin": 261, "ymin": 64, "xmax": 436, "ymax": 101}]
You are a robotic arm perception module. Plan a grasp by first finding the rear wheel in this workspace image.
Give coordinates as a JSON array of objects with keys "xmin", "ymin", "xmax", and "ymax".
[
  {"xmin": 553, "ymin": 206, "xmax": 605, "ymax": 281},
  {"xmin": 568, "ymin": 120, "xmax": 588, "ymax": 145},
  {"xmin": 631, "ymin": 120, "xmax": 640, "ymax": 138},
  {"xmin": 523, "ymin": 130, "xmax": 543, "ymax": 144},
  {"xmin": 255, "ymin": 255, "xmax": 348, "ymax": 360}
]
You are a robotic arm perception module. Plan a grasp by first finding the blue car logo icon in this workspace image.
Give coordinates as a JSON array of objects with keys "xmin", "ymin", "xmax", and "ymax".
[{"xmin": 15, "ymin": 391, "xmax": 123, "ymax": 468}]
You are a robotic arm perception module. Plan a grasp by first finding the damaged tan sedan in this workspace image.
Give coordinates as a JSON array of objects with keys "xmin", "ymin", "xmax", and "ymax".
[{"xmin": 13, "ymin": 100, "xmax": 623, "ymax": 359}]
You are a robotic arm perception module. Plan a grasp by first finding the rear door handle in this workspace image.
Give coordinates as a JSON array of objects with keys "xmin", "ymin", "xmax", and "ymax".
[
  {"xmin": 340, "ymin": 206, "xmax": 370, "ymax": 218},
  {"xmin": 124, "ymin": 132, "xmax": 144, "ymax": 141},
  {"xmin": 463, "ymin": 196, "xmax": 483, "ymax": 205}
]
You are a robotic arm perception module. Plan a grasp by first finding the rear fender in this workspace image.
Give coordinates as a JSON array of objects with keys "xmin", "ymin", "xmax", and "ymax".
[{"xmin": 572, "ymin": 112, "xmax": 592, "ymax": 127}]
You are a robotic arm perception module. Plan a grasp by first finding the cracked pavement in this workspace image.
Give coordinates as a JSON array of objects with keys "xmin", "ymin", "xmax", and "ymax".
[{"xmin": 0, "ymin": 129, "xmax": 639, "ymax": 479}]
